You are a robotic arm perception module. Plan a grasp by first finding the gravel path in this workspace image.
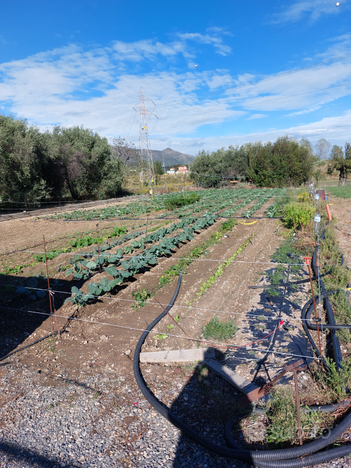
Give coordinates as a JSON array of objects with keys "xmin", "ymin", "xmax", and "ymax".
[
  {"xmin": 2, "ymin": 361, "xmax": 351, "ymax": 468},
  {"xmin": 0, "ymin": 362, "xmax": 251, "ymax": 468}
]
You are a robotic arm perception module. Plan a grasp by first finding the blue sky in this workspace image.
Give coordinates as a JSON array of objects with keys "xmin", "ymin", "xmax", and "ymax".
[{"xmin": 1, "ymin": 0, "xmax": 351, "ymax": 155}]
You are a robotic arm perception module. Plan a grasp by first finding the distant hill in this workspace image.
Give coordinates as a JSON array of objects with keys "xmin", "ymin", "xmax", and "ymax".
[{"xmin": 148, "ymin": 148, "xmax": 195, "ymax": 168}]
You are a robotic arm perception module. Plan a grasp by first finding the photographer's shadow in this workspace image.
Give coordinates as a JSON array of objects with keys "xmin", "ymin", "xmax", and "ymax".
[{"xmin": 166, "ymin": 348, "xmax": 255, "ymax": 468}]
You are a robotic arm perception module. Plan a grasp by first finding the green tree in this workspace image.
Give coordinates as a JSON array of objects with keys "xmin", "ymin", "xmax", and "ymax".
[
  {"xmin": 247, "ymin": 137, "xmax": 315, "ymax": 187},
  {"xmin": 48, "ymin": 126, "xmax": 122, "ymax": 199},
  {"xmin": 0, "ymin": 115, "xmax": 50, "ymax": 206},
  {"xmin": 190, "ymin": 150, "xmax": 223, "ymax": 188},
  {"xmin": 327, "ymin": 143, "xmax": 351, "ymax": 185},
  {"xmin": 153, "ymin": 160, "xmax": 165, "ymax": 185},
  {"xmin": 153, "ymin": 160, "xmax": 165, "ymax": 175}
]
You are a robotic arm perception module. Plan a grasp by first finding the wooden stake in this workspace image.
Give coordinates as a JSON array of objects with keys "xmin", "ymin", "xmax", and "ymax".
[
  {"xmin": 293, "ymin": 369, "xmax": 303, "ymax": 446},
  {"xmin": 43, "ymin": 235, "xmax": 60, "ymax": 336}
]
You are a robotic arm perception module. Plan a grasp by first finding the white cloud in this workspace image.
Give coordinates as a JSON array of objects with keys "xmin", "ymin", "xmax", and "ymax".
[
  {"xmin": 226, "ymin": 58, "xmax": 351, "ymax": 112},
  {"xmin": 206, "ymin": 73, "xmax": 232, "ymax": 89},
  {"xmin": 1, "ymin": 33, "xmax": 351, "ymax": 155},
  {"xmin": 274, "ymin": 0, "xmax": 349, "ymax": 23},
  {"xmin": 287, "ymin": 105, "xmax": 322, "ymax": 116},
  {"xmin": 247, "ymin": 114, "xmax": 267, "ymax": 120},
  {"xmin": 150, "ymin": 110, "xmax": 351, "ymax": 154},
  {"xmin": 178, "ymin": 33, "xmax": 231, "ymax": 56},
  {"xmin": 112, "ymin": 40, "xmax": 188, "ymax": 62},
  {"xmin": 111, "ymin": 32, "xmax": 231, "ymax": 63}
]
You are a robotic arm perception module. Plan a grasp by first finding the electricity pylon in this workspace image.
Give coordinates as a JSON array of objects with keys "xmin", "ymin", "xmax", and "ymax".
[{"xmin": 133, "ymin": 88, "xmax": 158, "ymax": 194}]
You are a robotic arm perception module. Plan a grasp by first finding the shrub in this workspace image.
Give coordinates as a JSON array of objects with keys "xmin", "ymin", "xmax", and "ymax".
[
  {"xmin": 297, "ymin": 189, "xmax": 310, "ymax": 203},
  {"xmin": 283, "ymin": 203, "xmax": 315, "ymax": 230},
  {"xmin": 164, "ymin": 192, "xmax": 200, "ymax": 210}
]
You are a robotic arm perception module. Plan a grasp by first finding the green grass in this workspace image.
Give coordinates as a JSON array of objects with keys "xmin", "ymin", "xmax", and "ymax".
[
  {"xmin": 314, "ymin": 357, "xmax": 351, "ymax": 401},
  {"xmin": 323, "ymin": 185, "xmax": 351, "ymax": 198},
  {"xmin": 201, "ymin": 317, "xmax": 238, "ymax": 342},
  {"xmin": 266, "ymin": 386, "xmax": 326, "ymax": 445}
]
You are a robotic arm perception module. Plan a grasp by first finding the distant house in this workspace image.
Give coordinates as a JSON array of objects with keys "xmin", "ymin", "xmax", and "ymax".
[
  {"xmin": 167, "ymin": 167, "xmax": 175, "ymax": 175},
  {"xmin": 176, "ymin": 165, "xmax": 189, "ymax": 174}
]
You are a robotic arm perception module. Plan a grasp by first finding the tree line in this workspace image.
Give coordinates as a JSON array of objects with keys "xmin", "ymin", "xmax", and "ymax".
[
  {"xmin": 190, "ymin": 137, "xmax": 351, "ymax": 188},
  {"xmin": 2, "ymin": 113, "xmax": 350, "ymax": 204},
  {"xmin": 0, "ymin": 115, "xmax": 129, "ymax": 206}
]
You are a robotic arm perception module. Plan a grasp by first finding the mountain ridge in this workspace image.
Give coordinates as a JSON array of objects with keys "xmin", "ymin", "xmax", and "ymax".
[{"xmin": 148, "ymin": 147, "xmax": 195, "ymax": 167}]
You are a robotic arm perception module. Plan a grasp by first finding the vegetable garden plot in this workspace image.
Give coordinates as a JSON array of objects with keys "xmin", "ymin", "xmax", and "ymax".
[
  {"xmin": 0, "ymin": 187, "xmax": 283, "ymax": 309},
  {"xmin": 65, "ymin": 215, "xmax": 219, "ymax": 306},
  {"xmin": 60, "ymin": 190, "xmax": 281, "ymax": 306},
  {"xmin": 47, "ymin": 188, "xmax": 283, "ymax": 221}
]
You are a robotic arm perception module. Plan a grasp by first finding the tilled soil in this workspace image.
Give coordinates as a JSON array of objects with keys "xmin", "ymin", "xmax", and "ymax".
[{"xmin": 1, "ymin": 195, "xmax": 351, "ymax": 467}]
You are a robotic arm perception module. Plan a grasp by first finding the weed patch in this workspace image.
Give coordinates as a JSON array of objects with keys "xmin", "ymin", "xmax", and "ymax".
[
  {"xmin": 131, "ymin": 289, "xmax": 152, "ymax": 310},
  {"xmin": 158, "ymin": 219, "xmax": 239, "ymax": 288},
  {"xmin": 266, "ymin": 386, "xmax": 327, "ymax": 445},
  {"xmin": 313, "ymin": 357, "xmax": 351, "ymax": 401},
  {"xmin": 202, "ymin": 317, "xmax": 238, "ymax": 342},
  {"xmin": 325, "ymin": 185, "xmax": 351, "ymax": 199}
]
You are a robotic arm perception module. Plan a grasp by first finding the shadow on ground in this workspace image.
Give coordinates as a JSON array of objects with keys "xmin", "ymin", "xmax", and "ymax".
[
  {"xmin": 0, "ymin": 441, "xmax": 73, "ymax": 468},
  {"xmin": 0, "ymin": 273, "xmax": 75, "ymax": 359}
]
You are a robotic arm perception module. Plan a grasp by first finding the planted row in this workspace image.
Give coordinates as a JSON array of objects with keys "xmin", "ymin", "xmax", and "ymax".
[{"xmin": 66, "ymin": 215, "xmax": 217, "ymax": 306}]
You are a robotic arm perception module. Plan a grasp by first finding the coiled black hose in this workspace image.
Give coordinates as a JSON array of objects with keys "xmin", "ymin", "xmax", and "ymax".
[{"xmin": 133, "ymin": 275, "xmax": 351, "ymax": 467}]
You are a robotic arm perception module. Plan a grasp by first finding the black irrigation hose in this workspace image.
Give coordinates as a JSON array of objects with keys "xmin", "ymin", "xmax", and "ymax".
[
  {"xmin": 301, "ymin": 296, "xmax": 328, "ymax": 368},
  {"xmin": 0, "ymin": 330, "xmax": 60, "ymax": 362},
  {"xmin": 311, "ymin": 235, "xmax": 343, "ymax": 368},
  {"xmin": 133, "ymin": 275, "xmax": 351, "ymax": 467},
  {"xmin": 304, "ymin": 292, "xmax": 351, "ymax": 330}
]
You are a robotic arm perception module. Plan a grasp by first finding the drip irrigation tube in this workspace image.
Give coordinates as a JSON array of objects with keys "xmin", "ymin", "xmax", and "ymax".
[
  {"xmin": 311, "ymin": 232, "xmax": 343, "ymax": 369},
  {"xmin": 134, "ymin": 275, "xmax": 351, "ymax": 467},
  {"xmin": 304, "ymin": 292, "xmax": 351, "ymax": 330},
  {"xmin": 0, "ymin": 330, "xmax": 60, "ymax": 362}
]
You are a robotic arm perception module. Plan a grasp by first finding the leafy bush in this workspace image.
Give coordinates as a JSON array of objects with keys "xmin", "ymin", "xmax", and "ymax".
[
  {"xmin": 164, "ymin": 192, "xmax": 200, "ymax": 210},
  {"xmin": 297, "ymin": 189, "xmax": 310, "ymax": 203},
  {"xmin": 283, "ymin": 203, "xmax": 315, "ymax": 230},
  {"xmin": 247, "ymin": 136, "xmax": 315, "ymax": 187},
  {"xmin": 202, "ymin": 317, "xmax": 238, "ymax": 342}
]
